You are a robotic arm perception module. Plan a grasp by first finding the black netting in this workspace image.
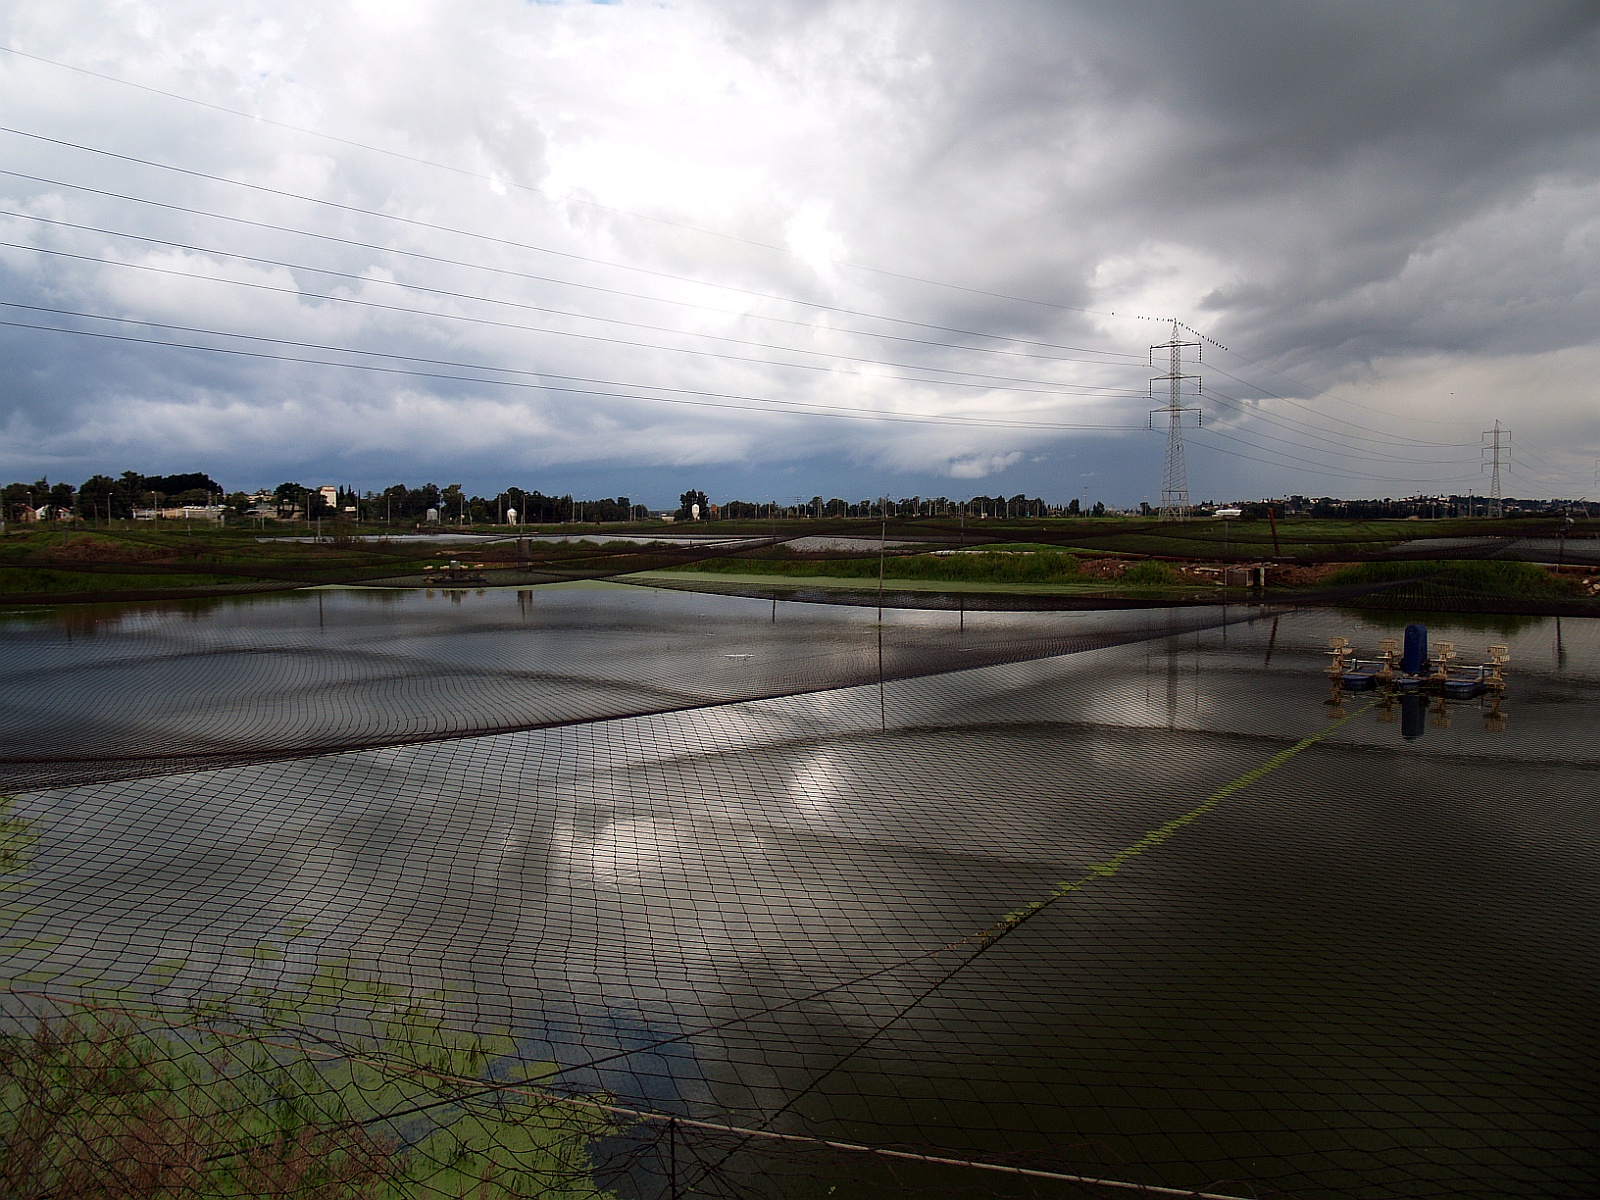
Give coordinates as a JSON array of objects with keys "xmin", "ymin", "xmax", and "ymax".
[
  {"xmin": 0, "ymin": 586, "xmax": 1235, "ymax": 790},
  {"xmin": 3, "ymin": 586, "xmax": 1598, "ymax": 1199}
]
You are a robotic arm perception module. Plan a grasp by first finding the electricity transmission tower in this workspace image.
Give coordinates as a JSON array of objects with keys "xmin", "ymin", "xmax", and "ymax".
[
  {"xmin": 1149, "ymin": 319, "xmax": 1202, "ymax": 521},
  {"xmin": 1481, "ymin": 420, "xmax": 1509, "ymax": 518}
]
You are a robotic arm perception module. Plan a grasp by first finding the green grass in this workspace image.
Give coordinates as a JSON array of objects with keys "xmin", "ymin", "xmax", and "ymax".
[
  {"xmin": 0, "ymin": 996, "xmax": 618, "ymax": 1200},
  {"xmin": 5, "ymin": 516, "xmax": 1587, "ymax": 604},
  {"xmin": 631, "ymin": 570, "xmax": 1123, "ymax": 595},
  {"xmin": 1120, "ymin": 560, "xmax": 1177, "ymax": 586},
  {"xmin": 1325, "ymin": 559, "xmax": 1584, "ymax": 599},
  {"xmin": 0, "ymin": 567, "xmax": 250, "ymax": 595},
  {"xmin": 0, "ymin": 797, "xmax": 620, "ymax": 1200},
  {"xmin": 683, "ymin": 548, "xmax": 1085, "ymax": 585}
]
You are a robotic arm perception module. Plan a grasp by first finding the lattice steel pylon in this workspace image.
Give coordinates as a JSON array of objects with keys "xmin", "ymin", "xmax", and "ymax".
[
  {"xmin": 1149, "ymin": 319, "xmax": 1202, "ymax": 521},
  {"xmin": 1482, "ymin": 420, "xmax": 1510, "ymax": 518}
]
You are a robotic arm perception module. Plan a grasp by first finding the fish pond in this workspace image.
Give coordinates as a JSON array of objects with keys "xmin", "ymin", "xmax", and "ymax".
[{"xmin": 1, "ymin": 584, "xmax": 1596, "ymax": 1199}]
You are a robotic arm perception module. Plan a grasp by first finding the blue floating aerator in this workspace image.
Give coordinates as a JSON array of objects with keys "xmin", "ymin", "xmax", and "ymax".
[{"xmin": 1401, "ymin": 623, "xmax": 1428, "ymax": 675}]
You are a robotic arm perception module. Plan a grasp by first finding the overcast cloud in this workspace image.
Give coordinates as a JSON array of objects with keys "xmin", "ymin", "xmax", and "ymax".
[{"xmin": 1, "ymin": 0, "xmax": 1597, "ymax": 506}]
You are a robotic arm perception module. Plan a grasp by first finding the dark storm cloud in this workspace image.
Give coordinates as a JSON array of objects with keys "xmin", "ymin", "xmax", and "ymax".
[
  {"xmin": 0, "ymin": 1, "xmax": 1596, "ymax": 500},
  {"xmin": 842, "ymin": 1, "xmax": 1600, "ymax": 351}
]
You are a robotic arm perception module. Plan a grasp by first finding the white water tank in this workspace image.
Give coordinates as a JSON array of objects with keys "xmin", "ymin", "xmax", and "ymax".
[
  {"xmin": 425, "ymin": 507, "xmax": 439, "ymax": 524},
  {"xmin": 691, "ymin": 503, "xmax": 701, "ymax": 521},
  {"xmin": 506, "ymin": 507, "xmax": 518, "ymax": 525}
]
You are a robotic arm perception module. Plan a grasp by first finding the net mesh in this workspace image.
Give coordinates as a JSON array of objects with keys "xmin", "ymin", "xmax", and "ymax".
[{"xmin": 3, "ymin": 584, "xmax": 1598, "ymax": 1199}]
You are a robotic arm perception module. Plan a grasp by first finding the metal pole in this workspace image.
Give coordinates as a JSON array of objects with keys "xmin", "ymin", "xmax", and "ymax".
[{"xmin": 878, "ymin": 515, "xmax": 886, "ymax": 621}]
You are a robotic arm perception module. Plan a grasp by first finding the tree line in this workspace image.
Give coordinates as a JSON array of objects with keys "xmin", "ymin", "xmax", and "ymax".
[
  {"xmin": 4, "ymin": 472, "xmax": 224, "ymax": 522},
  {"xmin": 5, "ymin": 471, "xmax": 1111, "ymax": 526},
  {"xmin": 0, "ymin": 471, "xmax": 646, "ymax": 525},
  {"xmin": 705, "ymin": 493, "xmax": 1089, "ymax": 520}
]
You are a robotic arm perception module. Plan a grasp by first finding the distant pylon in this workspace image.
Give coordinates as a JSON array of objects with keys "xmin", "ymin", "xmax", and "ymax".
[
  {"xmin": 1481, "ymin": 420, "xmax": 1509, "ymax": 518},
  {"xmin": 1149, "ymin": 319, "xmax": 1202, "ymax": 521}
]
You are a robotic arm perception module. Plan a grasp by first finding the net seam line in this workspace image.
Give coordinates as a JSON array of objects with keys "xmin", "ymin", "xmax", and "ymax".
[
  {"xmin": 679, "ymin": 698, "xmax": 1376, "ymax": 1190},
  {"xmin": 556, "ymin": 694, "xmax": 1378, "ymax": 1089},
  {"xmin": 12, "ymin": 699, "xmax": 1368, "ymax": 1158}
]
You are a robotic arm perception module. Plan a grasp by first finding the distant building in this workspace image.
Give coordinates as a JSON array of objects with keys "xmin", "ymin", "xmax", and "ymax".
[
  {"xmin": 318, "ymin": 485, "xmax": 339, "ymax": 508},
  {"xmin": 135, "ymin": 506, "xmax": 225, "ymax": 521}
]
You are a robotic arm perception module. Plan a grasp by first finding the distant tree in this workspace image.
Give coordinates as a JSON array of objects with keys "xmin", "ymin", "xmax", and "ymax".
[
  {"xmin": 118, "ymin": 471, "xmax": 147, "ymax": 513},
  {"xmin": 78, "ymin": 474, "xmax": 121, "ymax": 521},
  {"xmin": 379, "ymin": 484, "xmax": 410, "ymax": 521},
  {"xmin": 439, "ymin": 484, "xmax": 464, "ymax": 524},
  {"xmin": 146, "ymin": 472, "xmax": 221, "ymax": 497},
  {"xmin": 273, "ymin": 482, "xmax": 306, "ymax": 517},
  {"xmin": 225, "ymin": 491, "xmax": 253, "ymax": 518},
  {"xmin": 1091, "ymin": 501, "xmax": 1106, "ymax": 518},
  {"xmin": 678, "ymin": 489, "xmax": 708, "ymax": 520},
  {"xmin": 1067, "ymin": 498, "xmax": 1080, "ymax": 515},
  {"xmin": 2, "ymin": 481, "xmax": 30, "ymax": 522}
]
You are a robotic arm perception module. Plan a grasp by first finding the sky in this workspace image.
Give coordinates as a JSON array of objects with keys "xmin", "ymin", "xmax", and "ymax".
[{"xmin": 1, "ymin": 0, "xmax": 1597, "ymax": 508}]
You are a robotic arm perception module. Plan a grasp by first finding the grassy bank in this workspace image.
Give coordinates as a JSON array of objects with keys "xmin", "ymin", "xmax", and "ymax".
[
  {"xmin": 684, "ymin": 548, "xmax": 1088, "ymax": 585},
  {"xmin": 0, "ymin": 797, "xmax": 619, "ymax": 1200},
  {"xmin": 1326, "ymin": 559, "xmax": 1585, "ymax": 599}
]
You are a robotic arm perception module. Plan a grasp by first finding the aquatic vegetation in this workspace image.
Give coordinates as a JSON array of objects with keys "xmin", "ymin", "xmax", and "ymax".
[
  {"xmin": 0, "ymin": 1000, "xmax": 618, "ymax": 1199},
  {"xmin": 0, "ymin": 802, "xmax": 619, "ymax": 1200}
]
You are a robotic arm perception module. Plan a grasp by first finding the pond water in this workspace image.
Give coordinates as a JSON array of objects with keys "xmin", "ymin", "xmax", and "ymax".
[{"xmin": 2, "ymin": 585, "xmax": 1596, "ymax": 1198}]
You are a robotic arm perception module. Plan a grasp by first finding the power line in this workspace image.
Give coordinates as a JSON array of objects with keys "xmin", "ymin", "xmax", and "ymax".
[
  {"xmin": 0, "ymin": 167, "xmax": 1145, "ymax": 367},
  {"xmin": 0, "ymin": 209, "xmax": 1498, "ymax": 474},
  {"xmin": 1197, "ymin": 426, "xmax": 1477, "ymax": 486},
  {"xmin": 1191, "ymin": 324, "xmax": 1482, "ymax": 431},
  {"xmin": 0, "ymin": 215, "xmax": 1143, "ymax": 397},
  {"xmin": 0, "ymin": 124, "xmax": 1152, "ymax": 358},
  {"xmin": 1196, "ymin": 439, "xmax": 1479, "ymax": 487},
  {"xmin": 0, "ymin": 42, "xmax": 1144, "ymax": 323},
  {"xmin": 0, "ymin": 125, "xmax": 1511, "ymax": 490},
  {"xmin": 0, "ymin": 305, "xmax": 1144, "ymax": 433},
  {"xmin": 0, "ymin": 232, "xmax": 1492, "ymax": 487},
  {"xmin": 12, "ymin": 206, "xmax": 1478, "ymax": 470},
  {"xmin": 0, "ymin": 115, "xmax": 1539, "ymax": 495},
  {"xmin": 1199, "ymin": 360, "xmax": 1481, "ymax": 449},
  {"xmin": 0, "ymin": 232, "xmax": 1152, "ymax": 401},
  {"xmin": 1200, "ymin": 387, "xmax": 1482, "ymax": 465}
]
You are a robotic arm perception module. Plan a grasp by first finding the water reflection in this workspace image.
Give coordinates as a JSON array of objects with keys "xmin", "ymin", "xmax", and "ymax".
[
  {"xmin": 0, "ymin": 585, "xmax": 1227, "ymax": 791},
  {"xmin": 3, "ymin": 601, "xmax": 1597, "ymax": 1198}
]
